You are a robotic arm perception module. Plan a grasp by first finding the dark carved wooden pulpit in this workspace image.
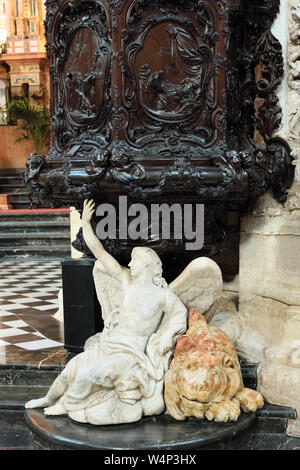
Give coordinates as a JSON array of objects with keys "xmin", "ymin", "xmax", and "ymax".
[{"xmin": 25, "ymin": 0, "xmax": 294, "ymax": 278}]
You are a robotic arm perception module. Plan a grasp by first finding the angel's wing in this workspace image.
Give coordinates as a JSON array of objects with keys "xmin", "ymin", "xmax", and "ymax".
[
  {"xmin": 93, "ymin": 260, "xmax": 125, "ymax": 323},
  {"xmin": 169, "ymin": 257, "xmax": 223, "ymax": 322}
]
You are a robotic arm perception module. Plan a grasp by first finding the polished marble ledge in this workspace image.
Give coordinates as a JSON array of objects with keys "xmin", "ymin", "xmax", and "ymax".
[
  {"xmin": 25, "ymin": 410, "xmax": 257, "ymax": 450},
  {"xmin": 0, "ymin": 348, "xmax": 69, "ymax": 371}
]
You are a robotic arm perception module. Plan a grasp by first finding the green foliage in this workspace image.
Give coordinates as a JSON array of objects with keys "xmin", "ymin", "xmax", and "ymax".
[
  {"xmin": 7, "ymin": 97, "xmax": 50, "ymax": 154},
  {"xmin": 0, "ymin": 42, "xmax": 7, "ymax": 56}
]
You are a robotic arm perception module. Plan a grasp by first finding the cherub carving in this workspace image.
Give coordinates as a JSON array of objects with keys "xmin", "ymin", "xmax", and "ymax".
[
  {"xmin": 165, "ymin": 309, "xmax": 264, "ymax": 422},
  {"xmin": 25, "ymin": 199, "xmax": 224, "ymax": 425}
]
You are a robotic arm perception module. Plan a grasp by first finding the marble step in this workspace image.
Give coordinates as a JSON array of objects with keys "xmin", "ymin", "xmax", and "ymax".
[
  {"xmin": 204, "ymin": 417, "xmax": 300, "ymax": 450},
  {"xmin": 0, "ymin": 210, "xmax": 71, "ymax": 259},
  {"xmin": 0, "ymin": 367, "xmax": 61, "ymax": 387},
  {"xmin": 1, "ymin": 192, "xmax": 33, "ymax": 210},
  {"xmin": 0, "ymin": 175, "xmax": 24, "ymax": 181},
  {"xmin": 0, "ymin": 177, "xmax": 25, "ymax": 189},
  {"xmin": 0, "ymin": 245, "xmax": 71, "ymax": 259},
  {"xmin": 0, "ymin": 211, "xmax": 70, "ymax": 222},
  {"xmin": 0, "ymin": 385, "xmax": 50, "ymax": 409},
  {"xmin": 0, "ymin": 173, "xmax": 24, "ymax": 180},
  {"xmin": 0, "ymin": 169, "xmax": 30, "ymax": 210},
  {"xmin": 0, "ymin": 220, "xmax": 70, "ymax": 233},
  {"xmin": 0, "ymin": 184, "xmax": 25, "ymax": 192},
  {"xmin": 0, "ymin": 168, "xmax": 25, "ymax": 176},
  {"xmin": 0, "ymin": 410, "xmax": 35, "ymax": 450},
  {"xmin": 4, "ymin": 201, "xmax": 32, "ymax": 210},
  {"xmin": 0, "ymin": 232, "xmax": 70, "ymax": 246}
]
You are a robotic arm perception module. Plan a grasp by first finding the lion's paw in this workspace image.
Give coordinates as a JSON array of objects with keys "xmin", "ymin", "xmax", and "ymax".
[
  {"xmin": 205, "ymin": 399, "xmax": 241, "ymax": 422},
  {"xmin": 235, "ymin": 388, "xmax": 264, "ymax": 412}
]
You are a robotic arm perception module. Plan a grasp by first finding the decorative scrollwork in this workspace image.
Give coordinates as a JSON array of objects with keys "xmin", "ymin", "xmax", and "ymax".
[
  {"xmin": 255, "ymin": 29, "xmax": 284, "ymax": 140},
  {"xmin": 46, "ymin": 0, "xmax": 111, "ymax": 157}
]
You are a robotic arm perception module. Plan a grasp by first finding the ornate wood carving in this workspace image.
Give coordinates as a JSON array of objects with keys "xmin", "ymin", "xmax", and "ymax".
[{"xmin": 27, "ymin": 0, "xmax": 295, "ymax": 262}]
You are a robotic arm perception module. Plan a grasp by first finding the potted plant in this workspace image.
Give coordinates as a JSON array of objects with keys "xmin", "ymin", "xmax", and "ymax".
[{"xmin": 7, "ymin": 97, "xmax": 50, "ymax": 154}]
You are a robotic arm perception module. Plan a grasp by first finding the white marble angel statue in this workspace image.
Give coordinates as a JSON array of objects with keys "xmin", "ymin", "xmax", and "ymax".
[{"xmin": 25, "ymin": 199, "xmax": 223, "ymax": 425}]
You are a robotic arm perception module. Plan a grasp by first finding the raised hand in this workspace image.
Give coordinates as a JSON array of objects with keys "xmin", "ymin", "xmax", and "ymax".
[{"xmin": 82, "ymin": 199, "xmax": 96, "ymax": 223}]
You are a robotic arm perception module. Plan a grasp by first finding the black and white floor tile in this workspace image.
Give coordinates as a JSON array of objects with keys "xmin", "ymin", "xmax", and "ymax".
[{"xmin": 0, "ymin": 261, "xmax": 64, "ymax": 352}]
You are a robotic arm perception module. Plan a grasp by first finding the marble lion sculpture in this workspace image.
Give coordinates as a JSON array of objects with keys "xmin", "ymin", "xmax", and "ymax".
[
  {"xmin": 25, "ymin": 199, "xmax": 226, "ymax": 426},
  {"xmin": 164, "ymin": 309, "xmax": 264, "ymax": 422}
]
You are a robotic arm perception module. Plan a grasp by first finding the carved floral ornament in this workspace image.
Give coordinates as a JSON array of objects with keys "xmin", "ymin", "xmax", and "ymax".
[{"xmin": 26, "ymin": 0, "xmax": 294, "ymax": 255}]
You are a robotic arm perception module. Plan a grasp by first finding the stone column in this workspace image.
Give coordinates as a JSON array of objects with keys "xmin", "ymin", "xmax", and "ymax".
[{"xmin": 237, "ymin": 0, "xmax": 300, "ymax": 437}]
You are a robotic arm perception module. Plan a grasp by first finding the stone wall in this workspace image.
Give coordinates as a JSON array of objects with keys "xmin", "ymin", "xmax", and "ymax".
[{"xmin": 0, "ymin": 125, "xmax": 34, "ymax": 169}]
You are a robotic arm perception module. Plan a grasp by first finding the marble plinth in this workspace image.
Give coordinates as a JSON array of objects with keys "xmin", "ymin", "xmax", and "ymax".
[
  {"xmin": 25, "ymin": 409, "xmax": 256, "ymax": 450},
  {"xmin": 61, "ymin": 259, "xmax": 103, "ymax": 353}
]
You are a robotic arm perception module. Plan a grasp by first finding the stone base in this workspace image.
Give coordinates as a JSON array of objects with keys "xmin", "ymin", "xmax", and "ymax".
[
  {"xmin": 237, "ymin": 192, "xmax": 300, "ymax": 429},
  {"xmin": 25, "ymin": 409, "xmax": 256, "ymax": 450},
  {"xmin": 258, "ymin": 359, "xmax": 300, "ymax": 438}
]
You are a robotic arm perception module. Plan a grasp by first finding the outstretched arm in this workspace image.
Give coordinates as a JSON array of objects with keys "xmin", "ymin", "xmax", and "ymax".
[{"xmin": 81, "ymin": 199, "xmax": 123, "ymax": 277}]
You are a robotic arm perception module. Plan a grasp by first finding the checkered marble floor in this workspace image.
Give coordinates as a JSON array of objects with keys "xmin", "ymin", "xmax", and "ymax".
[{"xmin": 0, "ymin": 261, "xmax": 64, "ymax": 352}]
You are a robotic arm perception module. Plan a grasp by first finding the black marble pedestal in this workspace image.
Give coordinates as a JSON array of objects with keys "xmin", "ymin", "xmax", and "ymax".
[
  {"xmin": 25, "ymin": 409, "xmax": 256, "ymax": 450},
  {"xmin": 61, "ymin": 258, "xmax": 103, "ymax": 353}
]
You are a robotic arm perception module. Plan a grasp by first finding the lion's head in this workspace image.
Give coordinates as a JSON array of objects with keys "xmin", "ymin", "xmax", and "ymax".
[{"xmin": 164, "ymin": 309, "xmax": 243, "ymax": 420}]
